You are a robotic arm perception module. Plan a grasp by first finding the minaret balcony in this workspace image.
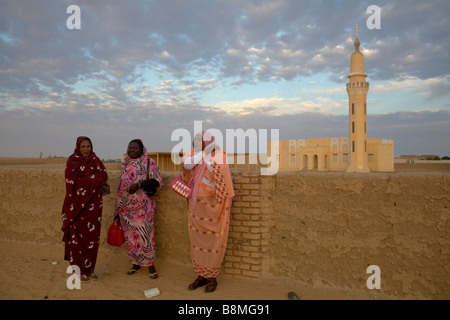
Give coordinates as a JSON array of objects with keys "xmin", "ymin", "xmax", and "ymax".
[
  {"xmin": 346, "ymin": 81, "xmax": 369, "ymax": 95},
  {"xmin": 346, "ymin": 81, "xmax": 369, "ymax": 89}
]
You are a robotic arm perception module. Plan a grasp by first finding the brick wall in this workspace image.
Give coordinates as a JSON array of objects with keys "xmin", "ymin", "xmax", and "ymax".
[
  {"xmin": 226, "ymin": 172, "xmax": 262, "ymax": 277},
  {"xmin": 225, "ymin": 171, "xmax": 276, "ymax": 278}
]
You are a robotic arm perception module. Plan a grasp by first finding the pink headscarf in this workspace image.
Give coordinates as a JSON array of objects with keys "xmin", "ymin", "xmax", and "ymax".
[{"xmin": 187, "ymin": 131, "xmax": 214, "ymax": 209}]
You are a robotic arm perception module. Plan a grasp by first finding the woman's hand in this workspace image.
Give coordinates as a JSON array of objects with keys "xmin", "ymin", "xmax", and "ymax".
[
  {"xmin": 204, "ymin": 142, "xmax": 218, "ymax": 155},
  {"xmin": 128, "ymin": 182, "xmax": 140, "ymax": 194}
]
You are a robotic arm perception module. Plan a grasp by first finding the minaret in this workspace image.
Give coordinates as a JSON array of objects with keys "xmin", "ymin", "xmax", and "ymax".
[{"xmin": 347, "ymin": 25, "xmax": 370, "ymax": 172}]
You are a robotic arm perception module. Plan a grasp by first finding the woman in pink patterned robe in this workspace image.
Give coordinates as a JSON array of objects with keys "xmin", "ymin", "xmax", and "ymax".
[
  {"xmin": 114, "ymin": 139, "xmax": 163, "ymax": 279},
  {"xmin": 182, "ymin": 131, "xmax": 234, "ymax": 293}
]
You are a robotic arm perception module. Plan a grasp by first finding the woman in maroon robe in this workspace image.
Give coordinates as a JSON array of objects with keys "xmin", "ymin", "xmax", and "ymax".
[{"xmin": 61, "ymin": 136, "xmax": 108, "ymax": 281}]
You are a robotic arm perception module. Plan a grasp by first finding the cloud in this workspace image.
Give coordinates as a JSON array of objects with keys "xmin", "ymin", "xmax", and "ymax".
[
  {"xmin": 0, "ymin": 0, "xmax": 449, "ymax": 158},
  {"xmin": 371, "ymin": 76, "xmax": 450, "ymax": 99},
  {"xmin": 2, "ymin": 0, "xmax": 449, "ymax": 95}
]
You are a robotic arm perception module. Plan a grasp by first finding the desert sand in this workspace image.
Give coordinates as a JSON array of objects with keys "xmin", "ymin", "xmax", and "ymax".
[{"xmin": 0, "ymin": 240, "xmax": 392, "ymax": 301}]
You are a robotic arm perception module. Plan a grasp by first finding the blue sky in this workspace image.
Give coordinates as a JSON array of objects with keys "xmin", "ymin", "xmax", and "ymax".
[{"xmin": 0, "ymin": 0, "xmax": 449, "ymax": 159}]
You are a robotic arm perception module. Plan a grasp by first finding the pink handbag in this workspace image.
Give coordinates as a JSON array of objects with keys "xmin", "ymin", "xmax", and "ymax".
[{"xmin": 170, "ymin": 174, "xmax": 193, "ymax": 198}]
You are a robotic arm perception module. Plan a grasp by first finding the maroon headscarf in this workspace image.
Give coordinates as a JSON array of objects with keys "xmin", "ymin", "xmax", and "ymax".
[
  {"xmin": 74, "ymin": 136, "xmax": 93, "ymax": 156},
  {"xmin": 66, "ymin": 136, "xmax": 98, "ymax": 191}
]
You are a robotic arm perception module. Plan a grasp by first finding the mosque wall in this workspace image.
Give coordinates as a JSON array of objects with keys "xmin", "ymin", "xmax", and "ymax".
[
  {"xmin": 271, "ymin": 138, "xmax": 394, "ymax": 172},
  {"xmin": 0, "ymin": 168, "xmax": 448, "ymax": 299}
]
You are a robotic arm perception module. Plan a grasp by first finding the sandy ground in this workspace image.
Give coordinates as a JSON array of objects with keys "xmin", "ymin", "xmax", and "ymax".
[{"xmin": 0, "ymin": 240, "xmax": 393, "ymax": 301}]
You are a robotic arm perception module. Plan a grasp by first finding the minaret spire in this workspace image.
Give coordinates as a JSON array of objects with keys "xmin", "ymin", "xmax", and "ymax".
[{"xmin": 354, "ymin": 24, "xmax": 360, "ymax": 52}]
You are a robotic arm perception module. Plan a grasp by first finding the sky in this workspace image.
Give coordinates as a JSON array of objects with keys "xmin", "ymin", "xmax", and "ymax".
[{"xmin": 1, "ymin": 0, "xmax": 449, "ymax": 159}]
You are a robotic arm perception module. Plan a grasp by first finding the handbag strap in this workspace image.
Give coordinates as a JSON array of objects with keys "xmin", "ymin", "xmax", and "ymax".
[
  {"xmin": 146, "ymin": 158, "xmax": 150, "ymax": 179},
  {"xmin": 179, "ymin": 160, "xmax": 194, "ymax": 185},
  {"xmin": 182, "ymin": 169, "xmax": 194, "ymax": 186}
]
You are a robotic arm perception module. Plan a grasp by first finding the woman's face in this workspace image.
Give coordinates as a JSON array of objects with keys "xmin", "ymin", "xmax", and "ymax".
[
  {"xmin": 79, "ymin": 139, "xmax": 92, "ymax": 157},
  {"xmin": 193, "ymin": 134, "xmax": 203, "ymax": 152},
  {"xmin": 127, "ymin": 142, "xmax": 142, "ymax": 159}
]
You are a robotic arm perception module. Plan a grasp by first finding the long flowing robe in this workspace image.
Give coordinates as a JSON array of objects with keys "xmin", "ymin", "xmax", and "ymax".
[
  {"xmin": 183, "ymin": 146, "xmax": 234, "ymax": 279},
  {"xmin": 61, "ymin": 137, "xmax": 108, "ymax": 276},
  {"xmin": 114, "ymin": 151, "xmax": 163, "ymax": 267}
]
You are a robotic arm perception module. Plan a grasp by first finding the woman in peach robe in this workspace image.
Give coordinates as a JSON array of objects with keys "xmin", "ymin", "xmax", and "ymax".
[{"xmin": 182, "ymin": 131, "xmax": 234, "ymax": 293}]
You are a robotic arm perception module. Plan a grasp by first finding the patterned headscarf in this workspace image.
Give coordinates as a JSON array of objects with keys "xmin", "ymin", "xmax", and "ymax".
[{"xmin": 184, "ymin": 131, "xmax": 234, "ymax": 209}]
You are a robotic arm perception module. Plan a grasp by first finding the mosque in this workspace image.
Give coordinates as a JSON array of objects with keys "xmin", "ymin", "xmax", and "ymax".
[{"xmin": 269, "ymin": 28, "xmax": 394, "ymax": 173}]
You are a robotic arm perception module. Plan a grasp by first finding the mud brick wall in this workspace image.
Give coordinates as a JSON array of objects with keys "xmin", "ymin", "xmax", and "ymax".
[
  {"xmin": 0, "ymin": 168, "xmax": 448, "ymax": 299},
  {"xmin": 225, "ymin": 172, "xmax": 267, "ymax": 278}
]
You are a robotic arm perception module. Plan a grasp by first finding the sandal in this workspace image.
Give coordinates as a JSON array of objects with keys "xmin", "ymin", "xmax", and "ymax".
[
  {"xmin": 149, "ymin": 272, "xmax": 159, "ymax": 279},
  {"xmin": 148, "ymin": 265, "xmax": 158, "ymax": 279},
  {"xmin": 204, "ymin": 278, "xmax": 217, "ymax": 293},
  {"xmin": 80, "ymin": 274, "xmax": 90, "ymax": 282},
  {"xmin": 188, "ymin": 276, "xmax": 208, "ymax": 291},
  {"xmin": 127, "ymin": 265, "xmax": 141, "ymax": 275},
  {"xmin": 88, "ymin": 273, "xmax": 98, "ymax": 281}
]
